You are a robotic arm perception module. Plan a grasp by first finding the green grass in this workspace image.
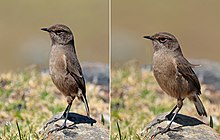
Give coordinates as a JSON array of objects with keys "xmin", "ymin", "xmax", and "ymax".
[
  {"xmin": 0, "ymin": 66, "xmax": 109, "ymax": 139},
  {"xmin": 111, "ymin": 64, "xmax": 220, "ymax": 139}
]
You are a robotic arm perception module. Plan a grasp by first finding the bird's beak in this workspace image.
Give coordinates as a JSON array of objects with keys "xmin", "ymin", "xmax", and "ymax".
[
  {"xmin": 143, "ymin": 36, "xmax": 153, "ymax": 40},
  {"xmin": 41, "ymin": 28, "xmax": 50, "ymax": 32}
]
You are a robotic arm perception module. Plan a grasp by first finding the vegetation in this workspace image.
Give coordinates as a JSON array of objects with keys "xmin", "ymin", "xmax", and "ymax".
[
  {"xmin": 111, "ymin": 63, "xmax": 220, "ymax": 140},
  {"xmin": 0, "ymin": 66, "xmax": 109, "ymax": 139}
]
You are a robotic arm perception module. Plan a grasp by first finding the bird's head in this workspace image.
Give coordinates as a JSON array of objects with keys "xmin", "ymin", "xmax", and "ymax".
[
  {"xmin": 144, "ymin": 32, "xmax": 181, "ymax": 52},
  {"xmin": 41, "ymin": 24, "xmax": 73, "ymax": 45}
]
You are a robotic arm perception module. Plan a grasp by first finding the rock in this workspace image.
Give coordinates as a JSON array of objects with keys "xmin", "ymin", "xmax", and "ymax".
[
  {"xmin": 140, "ymin": 113, "xmax": 220, "ymax": 140},
  {"xmin": 190, "ymin": 59, "xmax": 220, "ymax": 91},
  {"xmin": 39, "ymin": 112, "xmax": 109, "ymax": 140},
  {"xmin": 81, "ymin": 62, "xmax": 109, "ymax": 88}
]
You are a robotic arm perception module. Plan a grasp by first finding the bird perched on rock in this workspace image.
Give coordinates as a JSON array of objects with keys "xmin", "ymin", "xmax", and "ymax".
[
  {"xmin": 41, "ymin": 24, "xmax": 90, "ymax": 133},
  {"xmin": 144, "ymin": 32, "xmax": 207, "ymax": 138}
]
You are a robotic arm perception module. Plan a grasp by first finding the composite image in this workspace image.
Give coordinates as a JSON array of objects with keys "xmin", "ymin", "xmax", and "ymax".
[{"xmin": 0, "ymin": 0, "xmax": 220, "ymax": 140}]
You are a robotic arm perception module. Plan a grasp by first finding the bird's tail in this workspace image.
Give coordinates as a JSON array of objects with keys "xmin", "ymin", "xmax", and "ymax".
[
  {"xmin": 189, "ymin": 94, "xmax": 207, "ymax": 117},
  {"xmin": 81, "ymin": 94, "xmax": 90, "ymax": 117}
]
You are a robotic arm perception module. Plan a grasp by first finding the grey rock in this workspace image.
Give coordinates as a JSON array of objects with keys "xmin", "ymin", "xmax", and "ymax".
[
  {"xmin": 81, "ymin": 62, "xmax": 109, "ymax": 87},
  {"xmin": 140, "ymin": 113, "xmax": 220, "ymax": 140},
  {"xmin": 190, "ymin": 59, "xmax": 220, "ymax": 91},
  {"xmin": 39, "ymin": 112, "xmax": 109, "ymax": 140}
]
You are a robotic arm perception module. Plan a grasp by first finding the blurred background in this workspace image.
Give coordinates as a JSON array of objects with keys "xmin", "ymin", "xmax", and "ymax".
[
  {"xmin": 112, "ymin": 0, "xmax": 220, "ymax": 66},
  {"xmin": 111, "ymin": 1, "xmax": 220, "ymax": 139},
  {"xmin": 0, "ymin": 1, "xmax": 109, "ymax": 139},
  {"xmin": 0, "ymin": 0, "xmax": 108, "ymax": 72}
]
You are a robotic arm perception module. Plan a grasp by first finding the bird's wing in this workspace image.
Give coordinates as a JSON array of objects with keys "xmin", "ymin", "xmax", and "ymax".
[
  {"xmin": 63, "ymin": 54, "xmax": 86, "ymax": 94},
  {"xmin": 176, "ymin": 56, "xmax": 201, "ymax": 94},
  {"xmin": 63, "ymin": 54, "xmax": 90, "ymax": 116}
]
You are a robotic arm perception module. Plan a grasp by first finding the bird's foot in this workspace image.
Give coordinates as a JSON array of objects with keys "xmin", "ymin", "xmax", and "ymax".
[
  {"xmin": 151, "ymin": 126, "xmax": 181, "ymax": 139},
  {"xmin": 140, "ymin": 117, "xmax": 168, "ymax": 136},
  {"xmin": 43, "ymin": 115, "xmax": 65, "ymax": 130},
  {"xmin": 48, "ymin": 123, "xmax": 78, "ymax": 134},
  {"xmin": 140, "ymin": 113, "xmax": 176, "ymax": 136},
  {"xmin": 148, "ymin": 117, "xmax": 168, "ymax": 130}
]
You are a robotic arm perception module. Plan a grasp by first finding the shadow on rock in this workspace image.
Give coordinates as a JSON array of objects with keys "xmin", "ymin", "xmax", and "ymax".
[
  {"xmin": 39, "ymin": 112, "xmax": 109, "ymax": 140},
  {"xmin": 67, "ymin": 112, "xmax": 96, "ymax": 126},
  {"xmin": 167, "ymin": 113, "xmax": 204, "ymax": 127},
  {"xmin": 141, "ymin": 113, "xmax": 219, "ymax": 140}
]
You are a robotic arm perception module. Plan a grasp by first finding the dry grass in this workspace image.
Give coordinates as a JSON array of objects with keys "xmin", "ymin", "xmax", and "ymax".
[
  {"xmin": 0, "ymin": 66, "xmax": 109, "ymax": 139},
  {"xmin": 111, "ymin": 64, "xmax": 220, "ymax": 140}
]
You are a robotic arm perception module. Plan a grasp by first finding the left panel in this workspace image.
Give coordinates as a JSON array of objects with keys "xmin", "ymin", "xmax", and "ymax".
[{"xmin": 0, "ymin": 1, "xmax": 109, "ymax": 139}]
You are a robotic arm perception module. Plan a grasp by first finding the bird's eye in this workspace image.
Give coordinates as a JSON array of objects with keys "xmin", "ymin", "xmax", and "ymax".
[
  {"xmin": 55, "ymin": 30, "xmax": 63, "ymax": 34},
  {"xmin": 159, "ymin": 38, "xmax": 167, "ymax": 43}
]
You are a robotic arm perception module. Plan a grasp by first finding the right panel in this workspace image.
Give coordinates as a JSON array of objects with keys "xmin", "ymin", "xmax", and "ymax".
[{"xmin": 111, "ymin": 0, "xmax": 220, "ymax": 139}]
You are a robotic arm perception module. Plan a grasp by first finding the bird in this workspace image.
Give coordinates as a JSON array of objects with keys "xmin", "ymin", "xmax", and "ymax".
[
  {"xmin": 143, "ymin": 32, "xmax": 207, "ymax": 137},
  {"xmin": 41, "ymin": 24, "xmax": 90, "ymax": 133}
]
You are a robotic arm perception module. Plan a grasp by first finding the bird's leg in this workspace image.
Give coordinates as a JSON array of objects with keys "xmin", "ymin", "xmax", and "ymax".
[
  {"xmin": 156, "ymin": 105, "xmax": 177, "ymax": 123},
  {"xmin": 47, "ymin": 103, "xmax": 77, "ymax": 134},
  {"xmin": 141, "ymin": 105, "xmax": 178, "ymax": 134},
  {"xmin": 151, "ymin": 100, "xmax": 183, "ymax": 139},
  {"xmin": 43, "ymin": 104, "xmax": 70, "ymax": 130},
  {"xmin": 47, "ymin": 96, "xmax": 77, "ymax": 134},
  {"xmin": 165, "ymin": 105, "xmax": 177, "ymax": 119}
]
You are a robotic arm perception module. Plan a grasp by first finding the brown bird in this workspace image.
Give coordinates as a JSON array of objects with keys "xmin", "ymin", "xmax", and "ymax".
[
  {"xmin": 41, "ymin": 24, "xmax": 90, "ymax": 133},
  {"xmin": 144, "ymin": 32, "xmax": 207, "ymax": 137}
]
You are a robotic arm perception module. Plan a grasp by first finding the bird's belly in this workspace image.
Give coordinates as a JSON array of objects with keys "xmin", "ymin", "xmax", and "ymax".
[
  {"xmin": 49, "ymin": 53, "xmax": 78, "ymax": 97},
  {"xmin": 51, "ymin": 74, "xmax": 78, "ymax": 97},
  {"xmin": 153, "ymin": 55, "xmax": 188, "ymax": 99}
]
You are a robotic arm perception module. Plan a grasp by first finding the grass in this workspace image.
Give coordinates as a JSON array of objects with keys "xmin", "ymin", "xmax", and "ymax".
[
  {"xmin": 111, "ymin": 63, "xmax": 220, "ymax": 140},
  {"xmin": 0, "ymin": 66, "xmax": 109, "ymax": 139}
]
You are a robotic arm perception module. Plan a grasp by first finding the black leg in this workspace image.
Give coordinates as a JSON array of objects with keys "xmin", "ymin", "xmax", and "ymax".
[
  {"xmin": 141, "ymin": 105, "xmax": 178, "ymax": 134},
  {"xmin": 43, "ymin": 104, "xmax": 70, "ymax": 130},
  {"xmin": 45, "ymin": 103, "xmax": 78, "ymax": 134},
  {"xmin": 165, "ymin": 105, "xmax": 177, "ymax": 119},
  {"xmin": 151, "ymin": 100, "xmax": 183, "ymax": 139},
  {"xmin": 62, "ymin": 103, "xmax": 72, "ymax": 126},
  {"xmin": 47, "ymin": 103, "xmax": 72, "ymax": 134}
]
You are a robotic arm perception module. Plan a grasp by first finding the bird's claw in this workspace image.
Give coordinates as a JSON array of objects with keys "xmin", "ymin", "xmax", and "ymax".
[
  {"xmin": 48, "ymin": 123, "xmax": 78, "ymax": 134},
  {"xmin": 151, "ymin": 126, "xmax": 181, "ymax": 139},
  {"xmin": 151, "ymin": 127, "xmax": 170, "ymax": 139},
  {"xmin": 149, "ymin": 117, "xmax": 168, "ymax": 129},
  {"xmin": 140, "ymin": 117, "xmax": 168, "ymax": 136},
  {"xmin": 43, "ymin": 116, "xmax": 64, "ymax": 130}
]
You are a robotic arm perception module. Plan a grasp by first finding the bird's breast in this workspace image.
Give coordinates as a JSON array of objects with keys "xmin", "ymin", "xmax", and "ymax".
[
  {"xmin": 152, "ymin": 51, "xmax": 176, "ymax": 76},
  {"xmin": 49, "ymin": 47, "xmax": 67, "ymax": 78},
  {"xmin": 49, "ymin": 46, "xmax": 78, "ymax": 96},
  {"xmin": 152, "ymin": 51, "xmax": 182, "ymax": 98}
]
